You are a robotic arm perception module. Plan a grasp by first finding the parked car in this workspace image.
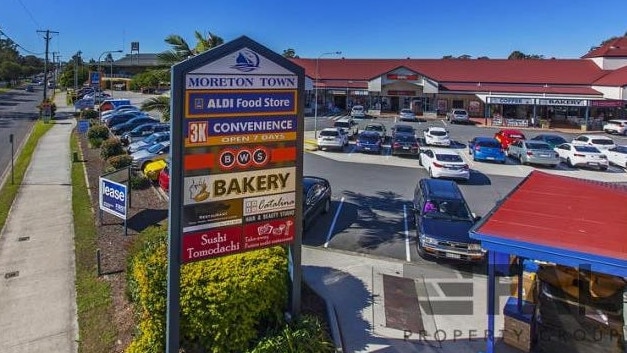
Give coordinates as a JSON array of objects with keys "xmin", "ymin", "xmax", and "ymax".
[
  {"xmin": 571, "ymin": 134, "xmax": 616, "ymax": 151},
  {"xmin": 446, "ymin": 109, "xmax": 470, "ymax": 124},
  {"xmin": 110, "ymin": 116, "xmax": 160, "ymax": 135},
  {"xmin": 412, "ymin": 178, "xmax": 483, "ymax": 262},
  {"xmin": 530, "ymin": 134, "xmax": 568, "ymax": 149},
  {"xmin": 350, "ymin": 105, "xmax": 366, "ymax": 119},
  {"xmin": 605, "ymin": 145, "xmax": 627, "ymax": 168},
  {"xmin": 121, "ymin": 123, "xmax": 169, "ymax": 145},
  {"xmin": 423, "ymin": 127, "xmax": 451, "ymax": 147},
  {"xmin": 100, "ymin": 105, "xmax": 142, "ymax": 122},
  {"xmin": 494, "ymin": 129, "xmax": 526, "ymax": 150},
  {"xmin": 131, "ymin": 141, "xmax": 170, "ymax": 171},
  {"xmin": 159, "ymin": 159, "xmax": 170, "ymax": 192},
  {"xmin": 467, "ymin": 137, "xmax": 506, "ymax": 163},
  {"xmin": 333, "ymin": 117, "xmax": 359, "ymax": 139},
  {"xmin": 303, "ymin": 176, "xmax": 332, "ymax": 230},
  {"xmin": 24, "ymin": 85, "xmax": 34, "ymax": 92},
  {"xmin": 391, "ymin": 124, "xmax": 416, "ymax": 139},
  {"xmin": 391, "ymin": 133, "xmax": 420, "ymax": 156},
  {"xmin": 419, "ymin": 148, "xmax": 470, "ymax": 181},
  {"xmin": 507, "ymin": 140, "xmax": 560, "ymax": 167},
  {"xmin": 355, "ymin": 131, "xmax": 383, "ymax": 154},
  {"xmin": 554, "ymin": 143, "xmax": 609, "ymax": 170},
  {"xmin": 363, "ymin": 122, "xmax": 386, "ymax": 141},
  {"xmin": 602, "ymin": 119, "xmax": 627, "ymax": 135},
  {"xmin": 399, "ymin": 108, "xmax": 418, "ymax": 122},
  {"xmin": 317, "ymin": 127, "xmax": 348, "ymax": 151},
  {"xmin": 127, "ymin": 131, "xmax": 171, "ymax": 154},
  {"xmin": 143, "ymin": 159, "xmax": 168, "ymax": 181}
]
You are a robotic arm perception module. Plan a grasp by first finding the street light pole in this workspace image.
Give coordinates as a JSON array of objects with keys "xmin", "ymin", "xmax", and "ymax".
[
  {"xmin": 74, "ymin": 51, "xmax": 82, "ymax": 90},
  {"xmin": 314, "ymin": 51, "xmax": 342, "ymax": 139},
  {"xmin": 98, "ymin": 49, "xmax": 123, "ymax": 94}
]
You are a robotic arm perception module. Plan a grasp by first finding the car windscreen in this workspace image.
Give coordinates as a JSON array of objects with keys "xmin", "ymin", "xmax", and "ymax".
[
  {"xmin": 352, "ymin": 106, "xmax": 363, "ymax": 111},
  {"xmin": 319, "ymin": 130, "xmax": 339, "ymax": 137},
  {"xmin": 429, "ymin": 130, "xmax": 447, "ymax": 136},
  {"xmin": 435, "ymin": 153, "xmax": 463, "ymax": 162},
  {"xmin": 453, "ymin": 110, "xmax": 467, "ymax": 115},
  {"xmin": 401, "ymin": 109, "xmax": 413, "ymax": 114},
  {"xmin": 591, "ymin": 139, "xmax": 614, "ymax": 145},
  {"xmin": 477, "ymin": 140, "xmax": 500, "ymax": 148},
  {"xmin": 395, "ymin": 126, "xmax": 414, "ymax": 134},
  {"xmin": 508, "ymin": 134, "xmax": 525, "ymax": 139},
  {"xmin": 147, "ymin": 143, "xmax": 165, "ymax": 153},
  {"xmin": 334, "ymin": 122, "xmax": 350, "ymax": 128},
  {"xmin": 544, "ymin": 136, "xmax": 566, "ymax": 144},
  {"xmin": 573, "ymin": 145, "xmax": 600, "ymax": 153},
  {"xmin": 365, "ymin": 125, "xmax": 383, "ymax": 132},
  {"xmin": 525, "ymin": 142, "xmax": 551, "ymax": 150},
  {"xmin": 617, "ymin": 146, "xmax": 627, "ymax": 153},
  {"xmin": 359, "ymin": 134, "xmax": 380, "ymax": 143},
  {"xmin": 425, "ymin": 199, "xmax": 470, "ymax": 220},
  {"xmin": 394, "ymin": 134, "xmax": 416, "ymax": 143}
]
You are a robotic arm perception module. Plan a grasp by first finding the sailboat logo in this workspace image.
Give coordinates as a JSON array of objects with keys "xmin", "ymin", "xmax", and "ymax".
[{"xmin": 231, "ymin": 50, "xmax": 260, "ymax": 72}]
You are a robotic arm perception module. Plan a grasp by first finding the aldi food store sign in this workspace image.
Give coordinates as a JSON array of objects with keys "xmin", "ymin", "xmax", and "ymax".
[{"xmin": 169, "ymin": 36, "xmax": 304, "ymax": 264}]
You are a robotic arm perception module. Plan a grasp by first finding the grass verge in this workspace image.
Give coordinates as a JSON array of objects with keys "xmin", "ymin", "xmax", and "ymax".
[
  {"xmin": 0, "ymin": 120, "xmax": 53, "ymax": 232},
  {"xmin": 71, "ymin": 132, "xmax": 116, "ymax": 353}
]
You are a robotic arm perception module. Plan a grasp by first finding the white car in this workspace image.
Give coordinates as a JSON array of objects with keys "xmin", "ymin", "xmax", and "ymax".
[
  {"xmin": 603, "ymin": 119, "xmax": 627, "ymax": 135},
  {"xmin": 350, "ymin": 105, "xmax": 366, "ymax": 119},
  {"xmin": 423, "ymin": 127, "xmax": 451, "ymax": 147},
  {"xmin": 606, "ymin": 145, "xmax": 627, "ymax": 168},
  {"xmin": 317, "ymin": 128, "xmax": 348, "ymax": 151},
  {"xmin": 571, "ymin": 134, "xmax": 616, "ymax": 151},
  {"xmin": 419, "ymin": 148, "xmax": 470, "ymax": 181},
  {"xmin": 333, "ymin": 118, "xmax": 359, "ymax": 139},
  {"xmin": 554, "ymin": 143, "xmax": 609, "ymax": 170}
]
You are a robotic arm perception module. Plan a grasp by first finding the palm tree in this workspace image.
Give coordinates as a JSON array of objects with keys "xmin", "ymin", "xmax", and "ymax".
[
  {"xmin": 141, "ymin": 96, "xmax": 171, "ymax": 121},
  {"xmin": 193, "ymin": 31, "xmax": 224, "ymax": 54}
]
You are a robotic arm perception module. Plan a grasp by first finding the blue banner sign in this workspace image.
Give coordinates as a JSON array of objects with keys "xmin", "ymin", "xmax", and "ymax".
[
  {"xmin": 99, "ymin": 177, "xmax": 127, "ymax": 219},
  {"xmin": 186, "ymin": 90, "xmax": 296, "ymax": 117},
  {"xmin": 90, "ymin": 71, "xmax": 101, "ymax": 87},
  {"xmin": 185, "ymin": 116, "xmax": 296, "ymax": 138},
  {"xmin": 78, "ymin": 120, "xmax": 90, "ymax": 134}
]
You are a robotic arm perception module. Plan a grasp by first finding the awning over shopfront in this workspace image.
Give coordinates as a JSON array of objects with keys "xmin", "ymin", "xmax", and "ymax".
[{"xmin": 469, "ymin": 171, "xmax": 627, "ymax": 353}]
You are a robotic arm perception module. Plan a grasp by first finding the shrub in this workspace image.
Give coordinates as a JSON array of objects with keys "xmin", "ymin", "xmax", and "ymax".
[
  {"xmin": 100, "ymin": 138, "xmax": 124, "ymax": 160},
  {"xmin": 87, "ymin": 125, "xmax": 110, "ymax": 141},
  {"xmin": 88, "ymin": 137, "xmax": 103, "ymax": 149},
  {"xmin": 126, "ymin": 228, "xmax": 288, "ymax": 353},
  {"xmin": 82, "ymin": 109, "xmax": 99, "ymax": 120},
  {"xmin": 130, "ymin": 174, "xmax": 151, "ymax": 190},
  {"xmin": 107, "ymin": 154, "xmax": 133, "ymax": 169},
  {"xmin": 248, "ymin": 315, "xmax": 335, "ymax": 353}
]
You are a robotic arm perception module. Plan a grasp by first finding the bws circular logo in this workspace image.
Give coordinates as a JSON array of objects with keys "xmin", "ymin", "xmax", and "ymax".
[
  {"xmin": 231, "ymin": 50, "xmax": 260, "ymax": 72},
  {"xmin": 218, "ymin": 146, "xmax": 269, "ymax": 170}
]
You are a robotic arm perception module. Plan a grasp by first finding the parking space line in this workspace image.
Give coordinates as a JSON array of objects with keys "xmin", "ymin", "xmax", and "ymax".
[
  {"xmin": 324, "ymin": 196, "xmax": 345, "ymax": 248},
  {"xmin": 404, "ymin": 204, "xmax": 411, "ymax": 262}
]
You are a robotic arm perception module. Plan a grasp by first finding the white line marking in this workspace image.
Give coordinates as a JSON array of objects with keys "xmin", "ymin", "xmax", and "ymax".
[
  {"xmin": 404, "ymin": 204, "xmax": 411, "ymax": 262},
  {"xmin": 324, "ymin": 196, "xmax": 345, "ymax": 248}
]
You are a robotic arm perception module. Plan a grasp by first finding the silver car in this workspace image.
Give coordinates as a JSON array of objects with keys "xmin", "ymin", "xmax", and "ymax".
[
  {"xmin": 131, "ymin": 141, "xmax": 170, "ymax": 170},
  {"xmin": 447, "ymin": 109, "xmax": 470, "ymax": 124},
  {"xmin": 507, "ymin": 140, "xmax": 560, "ymax": 167}
]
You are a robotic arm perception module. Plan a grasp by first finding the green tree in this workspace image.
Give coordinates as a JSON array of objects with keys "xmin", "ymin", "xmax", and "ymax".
[
  {"xmin": 508, "ymin": 50, "xmax": 544, "ymax": 60},
  {"xmin": 0, "ymin": 61, "xmax": 22, "ymax": 85},
  {"xmin": 282, "ymin": 48, "xmax": 299, "ymax": 58},
  {"xmin": 140, "ymin": 96, "xmax": 170, "ymax": 121},
  {"xmin": 193, "ymin": 30, "xmax": 224, "ymax": 54}
]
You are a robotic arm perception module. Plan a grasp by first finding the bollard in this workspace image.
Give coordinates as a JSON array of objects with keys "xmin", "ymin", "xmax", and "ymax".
[{"xmin": 72, "ymin": 151, "xmax": 79, "ymax": 162}]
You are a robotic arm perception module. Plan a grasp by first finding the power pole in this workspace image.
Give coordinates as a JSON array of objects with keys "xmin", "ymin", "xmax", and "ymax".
[
  {"xmin": 52, "ymin": 52, "xmax": 60, "ymax": 84},
  {"xmin": 37, "ymin": 29, "xmax": 59, "ymax": 102}
]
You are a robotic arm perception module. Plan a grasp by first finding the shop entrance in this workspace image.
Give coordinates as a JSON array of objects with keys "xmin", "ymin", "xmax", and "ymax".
[{"xmin": 390, "ymin": 97, "xmax": 399, "ymax": 112}]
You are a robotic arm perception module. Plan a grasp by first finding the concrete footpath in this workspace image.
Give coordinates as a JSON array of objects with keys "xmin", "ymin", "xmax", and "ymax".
[{"xmin": 0, "ymin": 96, "xmax": 77, "ymax": 352}]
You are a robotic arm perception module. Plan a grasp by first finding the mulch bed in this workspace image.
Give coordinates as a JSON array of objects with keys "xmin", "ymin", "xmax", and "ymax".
[{"xmin": 77, "ymin": 133, "xmax": 331, "ymax": 352}]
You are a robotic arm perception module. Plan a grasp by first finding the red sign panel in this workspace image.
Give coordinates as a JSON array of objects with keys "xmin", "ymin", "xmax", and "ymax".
[
  {"xmin": 388, "ymin": 90, "xmax": 416, "ymax": 96},
  {"xmin": 387, "ymin": 74, "xmax": 418, "ymax": 80},
  {"xmin": 243, "ymin": 217, "xmax": 295, "ymax": 250}
]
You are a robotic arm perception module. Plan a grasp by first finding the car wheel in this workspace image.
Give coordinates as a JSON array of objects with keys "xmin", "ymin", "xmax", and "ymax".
[
  {"xmin": 428, "ymin": 168, "xmax": 434, "ymax": 178},
  {"xmin": 519, "ymin": 154, "xmax": 526, "ymax": 165},
  {"xmin": 416, "ymin": 242, "xmax": 428, "ymax": 259},
  {"xmin": 567, "ymin": 158, "xmax": 574, "ymax": 168},
  {"xmin": 418, "ymin": 155, "xmax": 423, "ymax": 166},
  {"xmin": 551, "ymin": 164, "xmax": 558, "ymax": 168},
  {"xmin": 322, "ymin": 198, "xmax": 331, "ymax": 214},
  {"xmin": 600, "ymin": 166, "xmax": 608, "ymax": 171}
]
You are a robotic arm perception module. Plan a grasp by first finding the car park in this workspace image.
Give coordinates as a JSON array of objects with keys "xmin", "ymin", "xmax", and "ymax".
[
  {"xmin": 391, "ymin": 124, "xmax": 416, "ymax": 139},
  {"xmin": 605, "ymin": 145, "xmax": 627, "ymax": 168},
  {"xmin": 355, "ymin": 131, "xmax": 383, "ymax": 154},
  {"xmin": 363, "ymin": 122, "xmax": 386, "ymax": 141},
  {"xmin": 602, "ymin": 119, "xmax": 627, "ymax": 135},
  {"xmin": 423, "ymin": 126, "xmax": 451, "ymax": 147},
  {"xmin": 399, "ymin": 108, "xmax": 419, "ymax": 122},
  {"xmin": 446, "ymin": 108, "xmax": 470, "ymax": 124},
  {"xmin": 554, "ymin": 143, "xmax": 609, "ymax": 170},
  {"xmin": 110, "ymin": 116, "xmax": 160, "ymax": 135},
  {"xmin": 333, "ymin": 118, "xmax": 359, "ymax": 139},
  {"xmin": 391, "ymin": 133, "xmax": 420, "ymax": 156},
  {"xmin": 131, "ymin": 141, "xmax": 170, "ymax": 170},
  {"xmin": 317, "ymin": 128, "xmax": 347, "ymax": 151},
  {"xmin": 507, "ymin": 140, "xmax": 560, "ymax": 167},
  {"xmin": 350, "ymin": 105, "xmax": 366, "ymax": 119},
  {"xmin": 530, "ymin": 134, "xmax": 568, "ymax": 149},
  {"xmin": 412, "ymin": 178, "xmax": 483, "ymax": 262},
  {"xmin": 571, "ymin": 134, "xmax": 616, "ymax": 151},
  {"xmin": 419, "ymin": 148, "xmax": 470, "ymax": 180},
  {"xmin": 303, "ymin": 176, "xmax": 332, "ymax": 230},
  {"xmin": 494, "ymin": 129, "xmax": 526, "ymax": 150},
  {"xmin": 127, "ymin": 131, "xmax": 171, "ymax": 154},
  {"xmin": 120, "ymin": 123, "xmax": 169, "ymax": 145},
  {"xmin": 467, "ymin": 137, "xmax": 506, "ymax": 163}
]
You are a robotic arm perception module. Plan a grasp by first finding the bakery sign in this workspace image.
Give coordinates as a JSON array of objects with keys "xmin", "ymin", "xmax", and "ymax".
[{"xmin": 170, "ymin": 36, "xmax": 305, "ymax": 264}]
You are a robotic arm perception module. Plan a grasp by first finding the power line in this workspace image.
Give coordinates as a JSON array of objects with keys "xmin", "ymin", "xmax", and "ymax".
[
  {"xmin": 17, "ymin": 0, "xmax": 41, "ymax": 28},
  {"xmin": 0, "ymin": 28, "xmax": 43, "ymax": 55}
]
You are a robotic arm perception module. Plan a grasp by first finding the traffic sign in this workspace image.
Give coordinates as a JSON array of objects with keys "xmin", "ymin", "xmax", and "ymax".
[{"xmin": 90, "ymin": 71, "xmax": 101, "ymax": 87}]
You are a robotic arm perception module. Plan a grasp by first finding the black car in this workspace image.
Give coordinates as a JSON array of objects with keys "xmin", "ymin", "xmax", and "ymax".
[
  {"xmin": 24, "ymin": 85, "xmax": 34, "ymax": 92},
  {"xmin": 303, "ymin": 176, "xmax": 332, "ymax": 230},
  {"xmin": 106, "ymin": 112, "xmax": 148, "ymax": 129},
  {"xmin": 391, "ymin": 133, "xmax": 420, "ymax": 156},
  {"xmin": 413, "ymin": 179, "xmax": 484, "ymax": 262},
  {"xmin": 110, "ymin": 116, "xmax": 159, "ymax": 135},
  {"xmin": 120, "ymin": 123, "xmax": 170, "ymax": 145}
]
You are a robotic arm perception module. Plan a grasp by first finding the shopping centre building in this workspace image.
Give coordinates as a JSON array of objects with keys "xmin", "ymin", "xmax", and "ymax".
[{"xmin": 290, "ymin": 36, "xmax": 627, "ymax": 129}]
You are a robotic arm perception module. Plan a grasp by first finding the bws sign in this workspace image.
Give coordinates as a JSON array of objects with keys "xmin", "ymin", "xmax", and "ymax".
[{"xmin": 99, "ymin": 178, "xmax": 127, "ymax": 219}]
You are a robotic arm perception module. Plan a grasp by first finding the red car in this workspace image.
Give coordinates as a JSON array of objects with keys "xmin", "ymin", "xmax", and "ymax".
[
  {"xmin": 494, "ymin": 129, "xmax": 526, "ymax": 149},
  {"xmin": 158, "ymin": 162, "xmax": 170, "ymax": 192}
]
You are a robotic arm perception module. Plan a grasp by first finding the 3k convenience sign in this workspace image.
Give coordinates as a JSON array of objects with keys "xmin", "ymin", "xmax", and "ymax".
[{"xmin": 170, "ymin": 36, "xmax": 304, "ymax": 264}]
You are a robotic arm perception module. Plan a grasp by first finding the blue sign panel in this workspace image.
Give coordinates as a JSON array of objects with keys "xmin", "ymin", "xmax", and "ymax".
[
  {"xmin": 99, "ymin": 178, "xmax": 127, "ymax": 219},
  {"xmin": 78, "ymin": 120, "xmax": 90, "ymax": 134},
  {"xmin": 90, "ymin": 71, "xmax": 101, "ymax": 87},
  {"xmin": 185, "ymin": 116, "xmax": 297, "ymax": 137},
  {"xmin": 185, "ymin": 90, "xmax": 296, "ymax": 117}
]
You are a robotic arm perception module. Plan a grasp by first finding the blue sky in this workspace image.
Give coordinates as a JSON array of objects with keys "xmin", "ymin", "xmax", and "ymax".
[{"xmin": 2, "ymin": 0, "xmax": 626, "ymax": 62}]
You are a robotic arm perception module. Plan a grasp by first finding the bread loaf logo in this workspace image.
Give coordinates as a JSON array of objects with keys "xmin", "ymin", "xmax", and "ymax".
[{"xmin": 189, "ymin": 179, "xmax": 210, "ymax": 202}]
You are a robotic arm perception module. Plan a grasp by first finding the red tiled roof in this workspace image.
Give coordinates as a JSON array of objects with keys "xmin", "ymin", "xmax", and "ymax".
[
  {"xmin": 582, "ymin": 36, "xmax": 627, "ymax": 58},
  {"xmin": 291, "ymin": 58, "xmax": 608, "ymax": 86},
  {"xmin": 593, "ymin": 65, "xmax": 627, "ymax": 86},
  {"xmin": 441, "ymin": 83, "xmax": 603, "ymax": 96}
]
